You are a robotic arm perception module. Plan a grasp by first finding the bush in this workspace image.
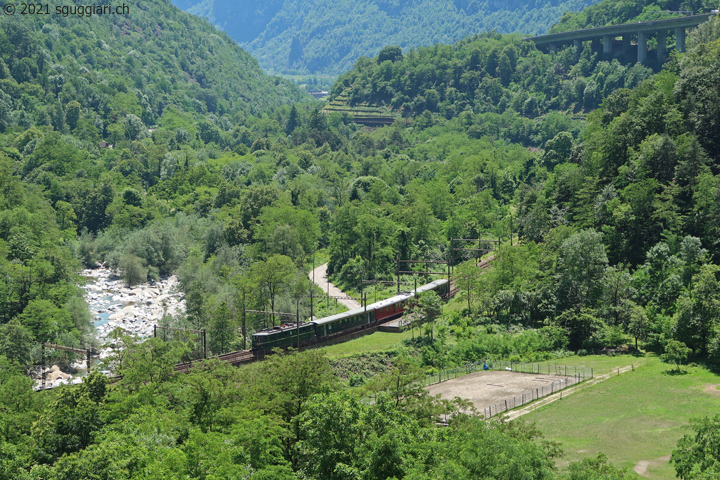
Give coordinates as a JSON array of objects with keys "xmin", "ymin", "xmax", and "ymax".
[{"xmin": 118, "ymin": 254, "xmax": 147, "ymax": 286}]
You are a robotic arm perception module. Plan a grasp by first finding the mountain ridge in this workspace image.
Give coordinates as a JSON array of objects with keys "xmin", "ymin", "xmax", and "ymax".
[{"xmin": 172, "ymin": 0, "xmax": 603, "ymax": 75}]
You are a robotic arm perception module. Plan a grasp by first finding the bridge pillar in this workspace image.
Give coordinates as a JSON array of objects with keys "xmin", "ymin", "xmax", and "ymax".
[
  {"xmin": 574, "ymin": 39, "xmax": 581, "ymax": 56},
  {"xmin": 603, "ymin": 35, "xmax": 612, "ymax": 55},
  {"xmin": 637, "ymin": 31, "xmax": 647, "ymax": 63},
  {"xmin": 657, "ymin": 31, "xmax": 667, "ymax": 60},
  {"xmin": 549, "ymin": 42, "xmax": 557, "ymax": 53},
  {"xmin": 675, "ymin": 27, "xmax": 686, "ymax": 52}
]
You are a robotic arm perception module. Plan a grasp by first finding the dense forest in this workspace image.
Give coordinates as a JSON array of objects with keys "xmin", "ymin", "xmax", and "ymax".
[
  {"xmin": 172, "ymin": 0, "xmax": 602, "ymax": 75},
  {"xmin": 2, "ymin": 0, "xmax": 720, "ymax": 477}
]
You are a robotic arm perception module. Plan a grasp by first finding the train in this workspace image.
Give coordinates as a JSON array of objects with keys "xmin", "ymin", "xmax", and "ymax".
[{"xmin": 251, "ymin": 279, "xmax": 449, "ymax": 354}]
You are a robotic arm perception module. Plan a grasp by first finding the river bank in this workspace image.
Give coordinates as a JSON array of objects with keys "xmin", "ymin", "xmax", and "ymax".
[
  {"xmin": 38, "ymin": 267, "xmax": 187, "ymax": 389},
  {"xmin": 81, "ymin": 267, "xmax": 186, "ymax": 345}
]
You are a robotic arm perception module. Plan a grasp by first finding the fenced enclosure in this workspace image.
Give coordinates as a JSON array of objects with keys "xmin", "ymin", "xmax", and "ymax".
[
  {"xmin": 424, "ymin": 360, "xmax": 593, "ymax": 386},
  {"xmin": 424, "ymin": 360, "xmax": 593, "ymax": 419}
]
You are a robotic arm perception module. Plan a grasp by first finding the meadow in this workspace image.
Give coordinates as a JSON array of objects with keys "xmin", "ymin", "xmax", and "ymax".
[{"xmin": 524, "ymin": 357, "xmax": 720, "ymax": 479}]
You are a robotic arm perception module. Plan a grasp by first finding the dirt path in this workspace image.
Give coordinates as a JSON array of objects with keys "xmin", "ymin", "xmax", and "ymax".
[
  {"xmin": 309, "ymin": 263, "xmax": 361, "ymax": 310},
  {"xmin": 503, "ymin": 363, "xmax": 640, "ymax": 421},
  {"xmin": 633, "ymin": 455, "xmax": 671, "ymax": 477}
]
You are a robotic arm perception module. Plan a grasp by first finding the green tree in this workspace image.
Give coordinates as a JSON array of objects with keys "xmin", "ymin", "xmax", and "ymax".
[
  {"xmin": 627, "ymin": 303, "xmax": 649, "ymax": 349},
  {"xmin": 111, "ymin": 334, "xmax": 191, "ymax": 392},
  {"xmin": 412, "ymin": 291, "xmax": 442, "ymax": 341},
  {"xmin": 672, "ymin": 415, "xmax": 720, "ymax": 480},
  {"xmin": 556, "ymin": 229, "xmax": 608, "ymax": 311},
  {"xmin": 208, "ymin": 301, "xmax": 236, "ymax": 355},
  {"xmin": 555, "ymin": 308, "xmax": 604, "ymax": 351},
  {"xmin": 32, "ymin": 377, "xmax": 107, "ymax": 463},
  {"xmin": 405, "ymin": 417, "xmax": 558, "ymax": 480},
  {"xmin": 662, "ymin": 340, "xmax": 691, "ymax": 372},
  {"xmin": 250, "ymin": 254, "xmax": 295, "ymax": 326},
  {"xmin": 566, "ymin": 453, "xmax": 638, "ymax": 480},
  {"xmin": 300, "ymin": 391, "xmax": 424, "ymax": 480},
  {"xmin": 0, "ymin": 320, "xmax": 34, "ymax": 367},
  {"xmin": 377, "ymin": 45, "xmax": 403, "ymax": 63},
  {"xmin": 366, "ymin": 356, "xmax": 431, "ymax": 413},
  {"xmin": 65, "ymin": 100, "xmax": 81, "ymax": 131},
  {"xmin": 674, "ymin": 265, "xmax": 720, "ymax": 355},
  {"xmin": 118, "ymin": 253, "xmax": 147, "ymax": 287},
  {"xmin": 286, "ymin": 104, "xmax": 299, "ymax": 136},
  {"xmin": 81, "ymin": 183, "xmax": 114, "ymax": 233},
  {"xmin": 0, "ymin": 355, "xmax": 39, "ymax": 444},
  {"xmin": 123, "ymin": 113, "xmax": 145, "ymax": 141},
  {"xmin": 258, "ymin": 350, "xmax": 337, "ymax": 469}
]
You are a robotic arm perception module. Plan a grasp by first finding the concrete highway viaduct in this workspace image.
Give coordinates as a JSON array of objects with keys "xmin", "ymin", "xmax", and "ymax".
[{"xmin": 528, "ymin": 13, "xmax": 716, "ymax": 63}]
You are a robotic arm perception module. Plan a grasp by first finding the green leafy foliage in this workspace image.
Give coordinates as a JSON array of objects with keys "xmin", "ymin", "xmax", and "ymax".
[
  {"xmin": 672, "ymin": 415, "xmax": 720, "ymax": 479},
  {"xmin": 329, "ymin": 32, "xmax": 652, "ymax": 142}
]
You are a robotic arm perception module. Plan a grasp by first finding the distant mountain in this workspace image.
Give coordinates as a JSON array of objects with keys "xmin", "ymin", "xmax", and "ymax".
[{"xmin": 172, "ymin": 0, "xmax": 603, "ymax": 75}]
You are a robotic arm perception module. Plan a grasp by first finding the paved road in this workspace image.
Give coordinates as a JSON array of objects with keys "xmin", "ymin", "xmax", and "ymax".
[{"xmin": 309, "ymin": 263, "xmax": 361, "ymax": 310}]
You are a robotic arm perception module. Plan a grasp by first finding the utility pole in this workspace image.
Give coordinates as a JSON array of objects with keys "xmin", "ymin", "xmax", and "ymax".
[
  {"xmin": 242, "ymin": 290, "xmax": 247, "ymax": 350},
  {"xmin": 467, "ymin": 274, "xmax": 472, "ymax": 314},
  {"xmin": 510, "ymin": 213, "xmax": 514, "ymax": 246},
  {"xmin": 296, "ymin": 297, "xmax": 301, "ymax": 350},
  {"xmin": 363, "ymin": 291, "xmax": 367, "ymax": 323},
  {"xmin": 311, "ymin": 250, "xmax": 315, "ymax": 319},
  {"xmin": 396, "ymin": 256, "xmax": 400, "ymax": 293}
]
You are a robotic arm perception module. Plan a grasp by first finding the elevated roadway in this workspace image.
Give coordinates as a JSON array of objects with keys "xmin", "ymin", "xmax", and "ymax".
[{"xmin": 528, "ymin": 13, "xmax": 716, "ymax": 63}]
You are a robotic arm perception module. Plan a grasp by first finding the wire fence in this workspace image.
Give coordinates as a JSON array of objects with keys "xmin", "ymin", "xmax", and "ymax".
[{"xmin": 423, "ymin": 360, "xmax": 593, "ymax": 419}]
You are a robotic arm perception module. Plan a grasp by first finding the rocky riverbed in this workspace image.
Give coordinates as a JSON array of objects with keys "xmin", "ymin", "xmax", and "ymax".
[
  {"xmin": 36, "ymin": 267, "xmax": 186, "ymax": 389},
  {"xmin": 81, "ymin": 267, "xmax": 186, "ymax": 345}
]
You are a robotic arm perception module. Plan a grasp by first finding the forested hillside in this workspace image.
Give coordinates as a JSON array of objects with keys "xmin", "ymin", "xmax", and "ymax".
[
  {"xmin": 172, "ymin": 0, "xmax": 602, "ymax": 75},
  {"xmin": 2, "ymin": 0, "xmax": 720, "ymax": 476},
  {"xmin": 329, "ymin": 35, "xmax": 653, "ymax": 140},
  {"xmin": 0, "ymin": 0, "xmax": 305, "ymax": 364}
]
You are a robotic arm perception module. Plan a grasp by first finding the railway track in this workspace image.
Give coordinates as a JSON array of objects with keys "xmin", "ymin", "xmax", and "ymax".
[{"xmin": 173, "ymin": 350, "xmax": 256, "ymax": 373}]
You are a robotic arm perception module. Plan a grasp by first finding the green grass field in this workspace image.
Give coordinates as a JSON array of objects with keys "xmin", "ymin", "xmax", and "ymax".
[
  {"xmin": 319, "ymin": 330, "xmax": 417, "ymax": 358},
  {"xmin": 314, "ymin": 317, "xmax": 717, "ymax": 480},
  {"xmin": 523, "ymin": 356, "xmax": 720, "ymax": 479}
]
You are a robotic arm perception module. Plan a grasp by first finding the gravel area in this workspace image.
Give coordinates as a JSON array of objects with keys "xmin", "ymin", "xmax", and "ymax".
[{"xmin": 426, "ymin": 370, "xmax": 568, "ymax": 411}]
